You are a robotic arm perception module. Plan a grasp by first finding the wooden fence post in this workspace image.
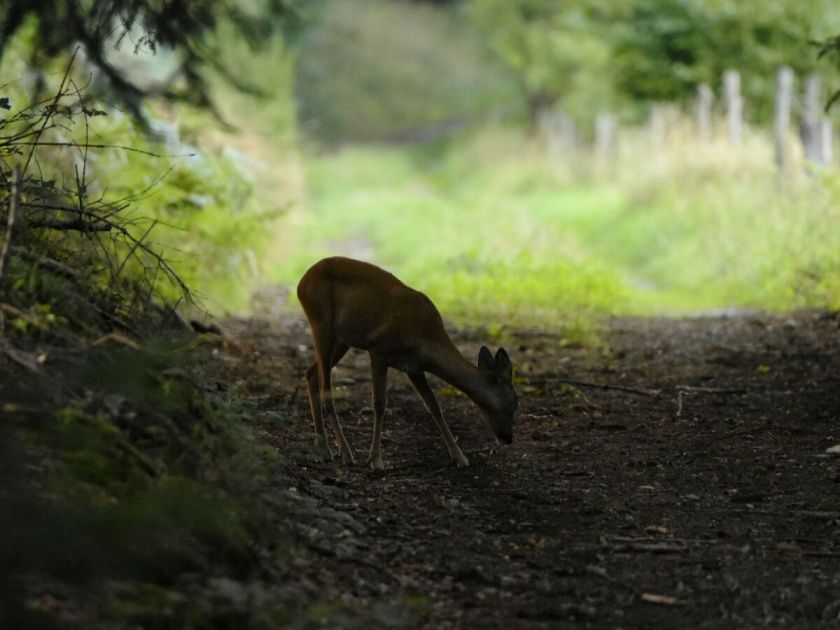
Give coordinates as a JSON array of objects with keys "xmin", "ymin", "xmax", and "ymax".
[
  {"xmin": 558, "ymin": 114, "xmax": 578, "ymax": 153},
  {"xmin": 773, "ymin": 66, "xmax": 794, "ymax": 169},
  {"xmin": 696, "ymin": 83, "xmax": 713, "ymax": 139},
  {"xmin": 595, "ymin": 112, "xmax": 616, "ymax": 162},
  {"xmin": 649, "ymin": 105, "xmax": 665, "ymax": 151},
  {"xmin": 538, "ymin": 110, "xmax": 577, "ymax": 161},
  {"xmin": 820, "ymin": 119, "xmax": 833, "ymax": 165},
  {"xmin": 802, "ymin": 74, "xmax": 824, "ymax": 164},
  {"xmin": 723, "ymin": 70, "xmax": 742, "ymax": 147}
]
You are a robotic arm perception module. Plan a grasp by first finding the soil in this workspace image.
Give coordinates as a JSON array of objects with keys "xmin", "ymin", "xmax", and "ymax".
[{"xmin": 219, "ymin": 310, "xmax": 840, "ymax": 628}]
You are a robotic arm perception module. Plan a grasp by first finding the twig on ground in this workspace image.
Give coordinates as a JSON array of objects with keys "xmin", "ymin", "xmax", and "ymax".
[
  {"xmin": 9, "ymin": 247, "xmax": 78, "ymax": 278},
  {"xmin": 0, "ymin": 301, "xmax": 43, "ymax": 328},
  {"xmin": 676, "ymin": 385, "xmax": 747, "ymax": 394},
  {"xmin": 0, "ymin": 341, "xmax": 40, "ymax": 372},
  {"xmin": 90, "ymin": 331, "xmax": 140, "ymax": 349},
  {"xmin": 557, "ymin": 377, "xmax": 661, "ymax": 397},
  {"xmin": 675, "ymin": 385, "xmax": 748, "ymax": 420},
  {"xmin": 679, "ymin": 420, "xmax": 774, "ymax": 464},
  {"xmin": 607, "ymin": 541, "xmax": 688, "ymax": 554}
]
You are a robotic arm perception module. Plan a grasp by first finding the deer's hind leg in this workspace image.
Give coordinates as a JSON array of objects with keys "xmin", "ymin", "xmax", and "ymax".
[
  {"xmin": 307, "ymin": 328, "xmax": 354, "ymax": 465},
  {"xmin": 304, "ymin": 329, "xmax": 352, "ymax": 463},
  {"xmin": 305, "ymin": 362, "xmax": 332, "ymax": 461}
]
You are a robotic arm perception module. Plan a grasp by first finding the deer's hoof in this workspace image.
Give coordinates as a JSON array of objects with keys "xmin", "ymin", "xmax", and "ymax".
[{"xmin": 453, "ymin": 452, "xmax": 470, "ymax": 468}]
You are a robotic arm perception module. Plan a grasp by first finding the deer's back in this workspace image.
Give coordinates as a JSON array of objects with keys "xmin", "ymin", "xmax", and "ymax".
[{"xmin": 297, "ymin": 257, "xmax": 449, "ymax": 356}]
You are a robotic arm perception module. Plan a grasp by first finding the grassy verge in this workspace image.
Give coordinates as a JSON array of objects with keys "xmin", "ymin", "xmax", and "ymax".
[
  {"xmin": 1, "ymin": 339, "xmax": 275, "ymax": 627},
  {"xmin": 271, "ymin": 124, "xmax": 840, "ymax": 340}
]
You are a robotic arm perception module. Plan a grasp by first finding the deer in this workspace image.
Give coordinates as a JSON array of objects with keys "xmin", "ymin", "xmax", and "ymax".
[{"xmin": 297, "ymin": 256, "xmax": 517, "ymax": 469}]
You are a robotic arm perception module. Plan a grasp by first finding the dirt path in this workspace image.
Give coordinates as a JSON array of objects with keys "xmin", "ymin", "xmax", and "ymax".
[{"xmin": 219, "ymin": 311, "xmax": 840, "ymax": 627}]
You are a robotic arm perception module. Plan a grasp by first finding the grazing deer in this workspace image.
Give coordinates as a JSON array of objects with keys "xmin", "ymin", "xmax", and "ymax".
[{"xmin": 297, "ymin": 256, "xmax": 517, "ymax": 469}]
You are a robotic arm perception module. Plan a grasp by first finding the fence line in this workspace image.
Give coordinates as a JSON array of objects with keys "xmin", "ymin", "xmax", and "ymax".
[{"xmin": 540, "ymin": 66, "xmax": 835, "ymax": 171}]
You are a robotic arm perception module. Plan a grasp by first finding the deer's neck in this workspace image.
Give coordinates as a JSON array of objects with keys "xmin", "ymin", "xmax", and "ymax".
[{"xmin": 426, "ymin": 343, "xmax": 490, "ymax": 408}]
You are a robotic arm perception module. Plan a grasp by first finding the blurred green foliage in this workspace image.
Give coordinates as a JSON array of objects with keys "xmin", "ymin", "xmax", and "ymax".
[
  {"xmin": 0, "ymin": 0, "xmax": 301, "ymax": 122},
  {"xmin": 467, "ymin": 0, "xmax": 840, "ymax": 125},
  {"xmin": 295, "ymin": 0, "xmax": 521, "ymax": 143},
  {"xmin": 270, "ymin": 0, "xmax": 840, "ymax": 337},
  {"xmin": 0, "ymin": 14, "xmax": 297, "ymax": 314},
  {"xmin": 274, "ymin": 124, "xmax": 840, "ymax": 340}
]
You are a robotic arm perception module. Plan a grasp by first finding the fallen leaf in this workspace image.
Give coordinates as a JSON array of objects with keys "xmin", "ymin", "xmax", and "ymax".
[
  {"xmin": 642, "ymin": 592, "xmax": 679, "ymax": 605},
  {"xmin": 645, "ymin": 525, "xmax": 670, "ymax": 535}
]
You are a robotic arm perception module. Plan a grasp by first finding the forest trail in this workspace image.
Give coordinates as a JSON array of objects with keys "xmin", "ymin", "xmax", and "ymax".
[{"xmin": 216, "ymin": 311, "xmax": 840, "ymax": 627}]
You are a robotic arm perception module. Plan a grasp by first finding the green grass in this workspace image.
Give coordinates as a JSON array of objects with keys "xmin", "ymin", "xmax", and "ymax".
[{"xmin": 271, "ymin": 125, "xmax": 840, "ymax": 339}]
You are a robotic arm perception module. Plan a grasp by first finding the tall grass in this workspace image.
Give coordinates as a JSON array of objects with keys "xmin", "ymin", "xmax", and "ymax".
[{"xmin": 271, "ymin": 119, "xmax": 840, "ymax": 338}]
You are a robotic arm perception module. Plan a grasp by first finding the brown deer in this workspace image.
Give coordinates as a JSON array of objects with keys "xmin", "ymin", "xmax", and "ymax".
[{"xmin": 297, "ymin": 256, "xmax": 517, "ymax": 469}]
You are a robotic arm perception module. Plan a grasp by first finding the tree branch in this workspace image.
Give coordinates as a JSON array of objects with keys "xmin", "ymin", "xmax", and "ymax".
[
  {"xmin": 0, "ymin": 165, "xmax": 20, "ymax": 278},
  {"xmin": 27, "ymin": 218, "xmax": 112, "ymax": 231}
]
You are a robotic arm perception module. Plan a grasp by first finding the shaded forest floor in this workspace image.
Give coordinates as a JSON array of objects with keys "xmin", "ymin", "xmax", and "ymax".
[{"xmin": 212, "ymin": 310, "xmax": 840, "ymax": 628}]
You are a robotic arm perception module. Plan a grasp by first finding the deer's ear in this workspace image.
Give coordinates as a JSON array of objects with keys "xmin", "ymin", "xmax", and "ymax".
[
  {"xmin": 495, "ymin": 347, "xmax": 512, "ymax": 381},
  {"xmin": 478, "ymin": 346, "xmax": 495, "ymax": 373}
]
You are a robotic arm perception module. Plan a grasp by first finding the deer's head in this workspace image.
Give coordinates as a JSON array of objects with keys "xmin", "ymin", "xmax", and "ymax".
[{"xmin": 477, "ymin": 346, "xmax": 517, "ymax": 444}]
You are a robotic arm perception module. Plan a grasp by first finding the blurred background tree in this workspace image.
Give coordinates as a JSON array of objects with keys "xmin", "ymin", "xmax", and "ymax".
[
  {"xmin": 2, "ymin": 0, "xmax": 839, "ymax": 323},
  {"xmin": 466, "ymin": 0, "xmax": 840, "ymax": 127},
  {"xmin": 0, "ymin": 0, "xmax": 300, "ymax": 123},
  {"xmin": 294, "ymin": 0, "xmax": 520, "ymax": 144}
]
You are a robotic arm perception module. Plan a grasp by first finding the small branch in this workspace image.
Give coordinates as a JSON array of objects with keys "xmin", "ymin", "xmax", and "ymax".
[
  {"xmin": 0, "ymin": 302, "xmax": 46, "ymax": 330},
  {"xmin": 21, "ymin": 49, "xmax": 79, "ymax": 178},
  {"xmin": 608, "ymin": 541, "xmax": 687, "ymax": 554},
  {"xmin": 795, "ymin": 510, "xmax": 840, "ymax": 521},
  {"xmin": 675, "ymin": 385, "xmax": 747, "ymax": 421},
  {"xmin": 0, "ymin": 165, "xmax": 20, "ymax": 278},
  {"xmin": 110, "ymin": 219, "xmax": 156, "ymax": 284},
  {"xmin": 27, "ymin": 218, "xmax": 112, "ymax": 232},
  {"xmin": 0, "ymin": 341, "xmax": 40, "ymax": 372},
  {"xmin": 90, "ymin": 332, "xmax": 140, "ymax": 349},
  {"xmin": 9, "ymin": 246, "xmax": 78, "ymax": 278},
  {"xmin": 11, "ymin": 140, "xmax": 194, "ymax": 158},
  {"xmin": 15, "ymin": 201, "xmax": 82, "ymax": 214},
  {"xmin": 676, "ymin": 385, "xmax": 747, "ymax": 395},
  {"xmin": 94, "ymin": 307, "xmax": 136, "ymax": 335},
  {"xmin": 680, "ymin": 420, "xmax": 774, "ymax": 464},
  {"xmin": 558, "ymin": 377, "xmax": 661, "ymax": 397}
]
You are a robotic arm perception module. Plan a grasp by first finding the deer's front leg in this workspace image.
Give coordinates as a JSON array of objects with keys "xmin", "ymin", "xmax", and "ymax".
[
  {"xmin": 407, "ymin": 372, "xmax": 469, "ymax": 468},
  {"xmin": 368, "ymin": 357, "xmax": 388, "ymax": 470}
]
